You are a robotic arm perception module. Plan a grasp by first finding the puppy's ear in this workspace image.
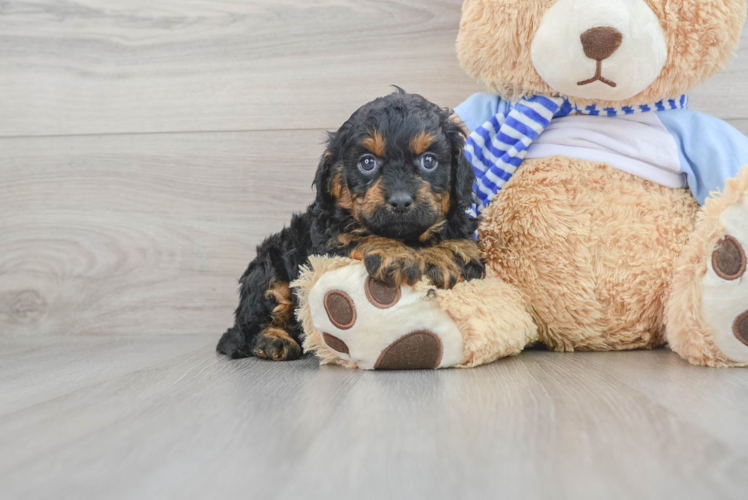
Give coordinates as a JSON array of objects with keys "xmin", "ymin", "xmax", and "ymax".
[
  {"xmin": 313, "ymin": 146, "xmax": 337, "ymax": 204},
  {"xmin": 444, "ymin": 113, "xmax": 475, "ymax": 211},
  {"xmin": 313, "ymin": 123, "xmax": 352, "ymax": 204},
  {"xmin": 452, "ymin": 152, "xmax": 476, "ymax": 211}
]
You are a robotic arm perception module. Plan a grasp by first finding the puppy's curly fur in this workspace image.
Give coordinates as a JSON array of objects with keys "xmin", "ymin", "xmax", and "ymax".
[{"xmin": 217, "ymin": 90, "xmax": 485, "ymax": 361}]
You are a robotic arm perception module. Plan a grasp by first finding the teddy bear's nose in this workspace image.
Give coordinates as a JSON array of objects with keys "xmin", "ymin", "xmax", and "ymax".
[{"xmin": 580, "ymin": 26, "xmax": 624, "ymax": 61}]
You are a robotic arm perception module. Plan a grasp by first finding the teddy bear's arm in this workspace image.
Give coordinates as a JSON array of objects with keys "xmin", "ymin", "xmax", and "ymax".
[
  {"xmin": 657, "ymin": 109, "xmax": 748, "ymax": 205},
  {"xmin": 453, "ymin": 93, "xmax": 504, "ymax": 133}
]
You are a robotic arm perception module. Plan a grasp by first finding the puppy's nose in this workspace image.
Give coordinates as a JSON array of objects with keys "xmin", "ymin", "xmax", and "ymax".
[
  {"xmin": 580, "ymin": 26, "xmax": 623, "ymax": 61},
  {"xmin": 388, "ymin": 192, "xmax": 413, "ymax": 212}
]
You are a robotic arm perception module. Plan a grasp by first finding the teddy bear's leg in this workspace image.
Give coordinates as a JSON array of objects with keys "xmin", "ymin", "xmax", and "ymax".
[
  {"xmin": 293, "ymin": 256, "xmax": 537, "ymax": 370},
  {"xmin": 435, "ymin": 277, "xmax": 539, "ymax": 368},
  {"xmin": 666, "ymin": 166, "xmax": 748, "ymax": 367}
]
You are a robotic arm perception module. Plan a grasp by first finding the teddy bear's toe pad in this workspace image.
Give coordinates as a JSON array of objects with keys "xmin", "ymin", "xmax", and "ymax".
[
  {"xmin": 323, "ymin": 291, "xmax": 356, "ymax": 330},
  {"xmin": 308, "ymin": 264, "xmax": 463, "ymax": 370},
  {"xmin": 365, "ymin": 276, "xmax": 401, "ymax": 308},
  {"xmin": 703, "ymin": 197, "xmax": 748, "ymax": 362},
  {"xmin": 322, "ymin": 333, "xmax": 350, "ymax": 354},
  {"xmin": 712, "ymin": 235, "xmax": 746, "ymax": 280}
]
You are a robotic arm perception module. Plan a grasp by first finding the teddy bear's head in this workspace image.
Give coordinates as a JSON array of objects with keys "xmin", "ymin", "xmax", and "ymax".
[{"xmin": 457, "ymin": 0, "xmax": 746, "ymax": 106}]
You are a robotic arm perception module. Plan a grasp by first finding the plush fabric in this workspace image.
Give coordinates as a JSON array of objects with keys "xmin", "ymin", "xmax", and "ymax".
[
  {"xmin": 294, "ymin": 256, "xmax": 537, "ymax": 370},
  {"xmin": 531, "ymin": 0, "xmax": 668, "ymax": 101},
  {"xmin": 449, "ymin": 0, "xmax": 748, "ymax": 368},
  {"xmin": 294, "ymin": 256, "xmax": 361, "ymax": 369},
  {"xmin": 457, "ymin": 0, "xmax": 747, "ymax": 107},
  {"xmin": 479, "ymin": 155, "xmax": 700, "ymax": 352},
  {"xmin": 666, "ymin": 168, "xmax": 748, "ymax": 368},
  {"xmin": 437, "ymin": 277, "xmax": 538, "ymax": 368}
]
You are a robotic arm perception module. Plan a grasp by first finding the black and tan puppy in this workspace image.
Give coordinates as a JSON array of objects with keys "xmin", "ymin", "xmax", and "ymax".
[{"xmin": 217, "ymin": 90, "xmax": 485, "ymax": 361}]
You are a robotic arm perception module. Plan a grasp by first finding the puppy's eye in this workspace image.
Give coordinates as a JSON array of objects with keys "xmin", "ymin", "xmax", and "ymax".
[
  {"xmin": 358, "ymin": 154, "xmax": 380, "ymax": 174},
  {"xmin": 420, "ymin": 154, "xmax": 439, "ymax": 172}
]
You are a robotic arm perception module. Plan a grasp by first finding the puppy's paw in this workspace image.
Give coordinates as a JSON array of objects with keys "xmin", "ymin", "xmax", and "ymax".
[
  {"xmin": 461, "ymin": 257, "xmax": 487, "ymax": 282},
  {"xmin": 419, "ymin": 246, "xmax": 485, "ymax": 290},
  {"xmin": 362, "ymin": 247, "xmax": 423, "ymax": 287},
  {"xmin": 419, "ymin": 248, "xmax": 462, "ymax": 289},
  {"xmin": 252, "ymin": 328, "xmax": 302, "ymax": 361}
]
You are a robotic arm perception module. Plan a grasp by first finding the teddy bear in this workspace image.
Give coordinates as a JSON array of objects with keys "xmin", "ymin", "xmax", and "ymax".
[{"xmin": 293, "ymin": 0, "xmax": 748, "ymax": 370}]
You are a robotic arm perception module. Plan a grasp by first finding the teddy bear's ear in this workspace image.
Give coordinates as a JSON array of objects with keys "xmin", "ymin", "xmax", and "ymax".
[{"xmin": 457, "ymin": 0, "xmax": 555, "ymax": 102}]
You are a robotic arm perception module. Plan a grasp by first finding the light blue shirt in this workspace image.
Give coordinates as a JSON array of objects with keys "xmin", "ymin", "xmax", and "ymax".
[{"xmin": 456, "ymin": 93, "xmax": 748, "ymax": 205}]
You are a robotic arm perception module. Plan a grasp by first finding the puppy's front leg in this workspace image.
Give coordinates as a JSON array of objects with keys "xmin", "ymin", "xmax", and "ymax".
[
  {"xmin": 218, "ymin": 217, "xmax": 312, "ymax": 361},
  {"xmin": 419, "ymin": 240, "xmax": 486, "ymax": 289},
  {"xmin": 218, "ymin": 267, "xmax": 302, "ymax": 361},
  {"xmin": 347, "ymin": 236, "xmax": 424, "ymax": 287},
  {"xmin": 256, "ymin": 279, "xmax": 303, "ymax": 360}
]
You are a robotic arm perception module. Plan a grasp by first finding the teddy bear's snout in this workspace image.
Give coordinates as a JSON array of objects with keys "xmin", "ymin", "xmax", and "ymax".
[
  {"xmin": 580, "ymin": 26, "xmax": 623, "ymax": 61},
  {"xmin": 529, "ymin": 0, "xmax": 668, "ymax": 100}
]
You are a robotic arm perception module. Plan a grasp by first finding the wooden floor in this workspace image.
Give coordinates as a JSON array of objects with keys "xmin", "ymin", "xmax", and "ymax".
[
  {"xmin": 3, "ymin": 336, "xmax": 748, "ymax": 500},
  {"xmin": 2, "ymin": 1, "xmax": 748, "ymax": 498}
]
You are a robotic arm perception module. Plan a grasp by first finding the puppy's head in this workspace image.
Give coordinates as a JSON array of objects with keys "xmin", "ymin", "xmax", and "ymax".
[{"xmin": 315, "ymin": 90, "xmax": 475, "ymax": 242}]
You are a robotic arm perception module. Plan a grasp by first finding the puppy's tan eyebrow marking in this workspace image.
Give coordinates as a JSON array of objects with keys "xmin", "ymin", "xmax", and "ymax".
[
  {"xmin": 411, "ymin": 131, "xmax": 436, "ymax": 155},
  {"xmin": 363, "ymin": 131, "xmax": 386, "ymax": 157}
]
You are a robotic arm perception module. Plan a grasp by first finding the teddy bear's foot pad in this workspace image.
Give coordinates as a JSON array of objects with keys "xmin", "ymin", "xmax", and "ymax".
[
  {"xmin": 734, "ymin": 312, "xmax": 748, "ymax": 346},
  {"xmin": 703, "ymin": 198, "xmax": 748, "ymax": 361},
  {"xmin": 374, "ymin": 331, "xmax": 443, "ymax": 370},
  {"xmin": 308, "ymin": 265, "xmax": 463, "ymax": 370}
]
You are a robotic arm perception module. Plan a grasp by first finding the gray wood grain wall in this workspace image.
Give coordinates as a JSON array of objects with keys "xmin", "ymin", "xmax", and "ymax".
[{"xmin": 2, "ymin": 0, "xmax": 747, "ymax": 337}]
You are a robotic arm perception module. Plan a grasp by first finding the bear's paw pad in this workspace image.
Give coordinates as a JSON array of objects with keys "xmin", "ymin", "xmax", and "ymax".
[
  {"xmin": 703, "ymin": 199, "xmax": 748, "ymax": 362},
  {"xmin": 374, "ymin": 330, "xmax": 443, "ymax": 370},
  {"xmin": 308, "ymin": 265, "xmax": 463, "ymax": 370},
  {"xmin": 712, "ymin": 235, "xmax": 746, "ymax": 281}
]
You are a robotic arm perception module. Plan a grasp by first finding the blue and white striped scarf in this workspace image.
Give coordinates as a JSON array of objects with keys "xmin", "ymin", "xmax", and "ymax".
[{"xmin": 464, "ymin": 95, "xmax": 689, "ymax": 216}]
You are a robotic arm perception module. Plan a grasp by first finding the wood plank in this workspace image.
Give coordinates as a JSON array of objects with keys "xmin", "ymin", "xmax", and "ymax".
[
  {"xmin": 1, "ymin": 0, "xmax": 745, "ymax": 138},
  {"xmin": 0, "ymin": 130, "xmax": 322, "ymax": 336},
  {"xmin": 577, "ymin": 351, "xmax": 748, "ymax": 449},
  {"xmin": 2, "ymin": 338, "xmax": 748, "ymax": 500},
  {"xmin": 0, "ymin": 0, "xmax": 483, "ymax": 137},
  {"xmin": 0, "ymin": 334, "xmax": 214, "ymax": 416}
]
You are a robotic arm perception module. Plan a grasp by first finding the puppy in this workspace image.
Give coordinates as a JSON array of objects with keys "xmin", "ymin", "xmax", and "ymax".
[{"xmin": 217, "ymin": 90, "xmax": 485, "ymax": 361}]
